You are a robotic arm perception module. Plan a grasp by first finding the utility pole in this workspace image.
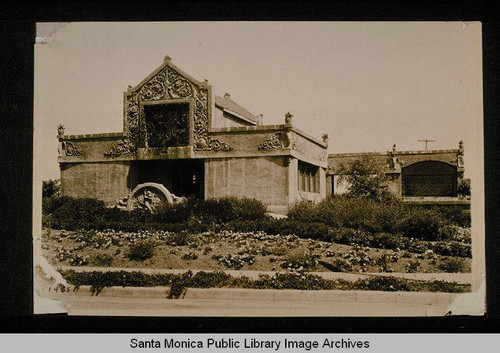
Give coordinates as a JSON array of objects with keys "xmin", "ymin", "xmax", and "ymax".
[{"xmin": 418, "ymin": 139, "xmax": 435, "ymax": 150}]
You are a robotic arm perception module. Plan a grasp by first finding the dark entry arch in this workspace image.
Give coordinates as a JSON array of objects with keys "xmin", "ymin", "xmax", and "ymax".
[{"xmin": 402, "ymin": 161, "xmax": 457, "ymax": 197}]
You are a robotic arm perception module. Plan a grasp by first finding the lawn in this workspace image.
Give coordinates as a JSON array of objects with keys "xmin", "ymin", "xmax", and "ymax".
[{"xmin": 41, "ymin": 227, "xmax": 471, "ymax": 273}]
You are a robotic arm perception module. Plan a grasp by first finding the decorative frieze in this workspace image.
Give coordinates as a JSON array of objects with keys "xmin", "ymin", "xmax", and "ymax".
[
  {"xmin": 58, "ymin": 141, "xmax": 84, "ymax": 157},
  {"xmin": 258, "ymin": 132, "xmax": 284, "ymax": 150},
  {"xmin": 290, "ymin": 136, "xmax": 305, "ymax": 154},
  {"xmin": 207, "ymin": 138, "xmax": 233, "ymax": 152},
  {"xmin": 316, "ymin": 150, "xmax": 327, "ymax": 162},
  {"xmin": 104, "ymin": 139, "xmax": 136, "ymax": 157}
]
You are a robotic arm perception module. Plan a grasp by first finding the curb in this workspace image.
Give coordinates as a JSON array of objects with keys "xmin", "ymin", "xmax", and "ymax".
[{"xmin": 45, "ymin": 285, "xmax": 460, "ymax": 305}]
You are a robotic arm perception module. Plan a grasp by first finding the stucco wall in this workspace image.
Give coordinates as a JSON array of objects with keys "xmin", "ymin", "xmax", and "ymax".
[
  {"xmin": 205, "ymin": 156, "xmax": 289, "ymax": 209},
  {"xmin": 60, "ymin": 162, "xmax": 132, "ymax": 205}
]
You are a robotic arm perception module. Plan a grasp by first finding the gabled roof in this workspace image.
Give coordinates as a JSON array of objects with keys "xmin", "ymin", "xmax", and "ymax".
[{"xmin": 215, "ymin": 94, "xmax": 260, "ymax": 125}]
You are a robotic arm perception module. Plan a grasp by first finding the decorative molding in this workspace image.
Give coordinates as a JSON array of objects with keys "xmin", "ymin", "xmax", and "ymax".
[
  {"xmin": 104, "ymin": 139, "xmax": 136, "ymax": 157},
  {"xmin": 316, "ymin": 150, "xmax": 327, "ymax": 162},
  {"xmin": 258, "ymin": 132, "xmax": 284, "ymax": 150},
  {"xmin": 125, "ymin": 64, "xmax": 207, "ymax": 150},
  {"xmin": 59, "ymin": 141, "xmax": 84, "ymax": 157},
  {"xmin": 290, "ymin": 135, "xmax": 305, "ymax": 154},
  {"xmin": 207, "ymin": 138, "xmax": 233, "ymax": 152}
]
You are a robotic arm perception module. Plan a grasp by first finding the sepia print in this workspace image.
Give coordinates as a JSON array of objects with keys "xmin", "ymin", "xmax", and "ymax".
[{"xmin": 33, "ymin": 22, "xmax": 485, "ymax": 316}]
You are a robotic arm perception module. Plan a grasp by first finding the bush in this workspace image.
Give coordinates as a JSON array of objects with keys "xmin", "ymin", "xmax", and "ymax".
[
  {"xmin": 281, "ymin": 249, "xmax": 319, "ymax": 270},
  {"xmin": 407, "ymin": 204, "xmax": 471, "ymax": 228},
  {"xmin": 438, "ymin": 257, "xmax": 466, "ymax": 273},
  {"xmin": 287, "ymin": 201, "xmax": 319, "ymax": 222},
  {"xmin": 126, "ymin": 241, "xmax": 155, "ymax": 261},
  {"xmin": 289, "ymin": 196, "xmax": 406, "ymax": 234},
  {"xmin": 432, "ymin": 241, "xmax": 471, "ymax": 258},
  {"xmin": 42, "ymin": 195, "xmax": 72, "ymax": 215},
  {"xmin": 457, "ymin": 178, "xmax": 471, "ymax": 197},
  {"xmin": 397, "ymin": 209, "xmax": 446, "ymax": 241},
  {"xmin": 91, "ymin": 253, "xmax": 115, "ymax": 267},
  {"xmin": 50, "ymin": 197, "xmax": 106, "ymax": 230},
  {"xmin": 152, "ymin": 196, "xmax": 197, "ymax": 223},
  {"xmin": 165, "ymin": 231, "xmax": 194, "ymax": 246},
  {"xmin": 194, "ymin": 197, "xmax": 267, "ymax": 224},
  {"xmin": 42, "ymin": 179, "xmax": 60, "ymax": 198}
]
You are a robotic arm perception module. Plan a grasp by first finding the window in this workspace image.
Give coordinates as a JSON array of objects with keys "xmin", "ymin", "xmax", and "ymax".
[
  {"xmin": 298, "ymin": 161, "xmax": 320, "ymax": 193},
  {"xmin": 143, "ymin": 103, "xmax": 190, "ymax": 148},
  {"xmin": 402, "ymin": 161, "xmax": 457, "ymax": 197}
]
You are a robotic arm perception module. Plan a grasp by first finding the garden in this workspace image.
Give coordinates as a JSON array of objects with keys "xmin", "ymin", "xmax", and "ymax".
[{"xmin": 41, "ymin": 190, "xmax": 471, "ymax": 286}]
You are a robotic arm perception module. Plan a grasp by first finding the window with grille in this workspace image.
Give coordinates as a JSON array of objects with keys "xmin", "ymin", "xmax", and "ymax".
[
  {"xmin": 143, "ymin": 103, "xmax": 190, "ymax": 148},
  {"xmin": 298, "ymin": 161, "xmax": 320, "ymax": 193},
  {"xmin": 402, "ymin": 161, "xmax": 457, "ymax": 197}
]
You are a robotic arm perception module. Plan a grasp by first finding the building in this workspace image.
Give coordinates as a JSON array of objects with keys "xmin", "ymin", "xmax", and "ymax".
[
  {"xmin": 327, "ymin": 142, "xmax": 466, "ymax": 202},
  {"xmin": 57, "ymin": 56, "xmax": 466, "ymax": 212},
  {"xmin": 57, "ymin": 56, "xmax": 328, "ymax": 214}
]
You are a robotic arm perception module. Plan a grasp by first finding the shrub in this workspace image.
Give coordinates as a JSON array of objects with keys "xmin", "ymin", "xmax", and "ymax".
[
  {"xmin": 354, "ymin": 276, "xmax": 411, "ymax": 291},
  {"xmin": 432, "ymin": 241, "xmax": 471, "ymax": 258},
  {"xmin": 152, "ymin": 196, "xmax": 197, "ymax": 223},
  {"xmin": 165, "ymin": 231, "xmax": 193, "ymax": 246},
  {"xmin": 329, "ymin": 258, "xmax": 354, "ymax": 272},
  {"xmin": 42, "ymin": 179, "xmax": 60, "ymax": 198},
  {"xmin": 407, "ymin": 204, "xmax": 471, "ymax": 228},
  {"xmin": 457, "ymin": 178, "xmax": 471, "ymax": 197},
  {"xmin": 290, "ymin": 196, "xmax": 406, "ymax": 234},
  {"xmin": 281, "ymin": 249, "xmax": 319, "ymax": 270},
  {"xmin": 49, "ymin": 197, "xmax": 106, "ymax": 230},
  {"xmin": 438, "ymin": 257, "xmax": 466, "ymax": 273},
  {"xmin": 91, "ymin": 253, "xmax": 115, "ymax": 267},
  {"xmin": 194, "ymin": 197, "xmax": 267, "ymax": 224},
  {"xmin": 287, "ymin": 201, "xmax": 319, "ymax": 222},
  {"xmin": 42, "ymin": 195, "xmax": 72, "ymax": 215},
  {"xmin": 228, "ymin": 197, "xmax": 268, "ymax": 221},
  {"xmin": 330, "ymin": 227, "xmax": 371, "ymax": 246},
  {"xmin": 398, "ymin": 209, "xmax": 446, "ymax": 241},
  {"xmin": 126, "ymin": 241, "xmax": 155, "ymax": 261}
]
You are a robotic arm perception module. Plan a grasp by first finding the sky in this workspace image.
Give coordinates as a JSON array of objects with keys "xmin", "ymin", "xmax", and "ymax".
[{"xmin": 34, "ymin": 22, "xmax": 482, "ymax": 181}]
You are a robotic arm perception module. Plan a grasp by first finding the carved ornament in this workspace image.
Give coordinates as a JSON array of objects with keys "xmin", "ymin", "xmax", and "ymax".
[
  {"xmin": 290, "ymin": 136, "xmax": 305, "ymax": 154},
  {"xmin": 59, "ymin": 141, "xmax": 84, "ymax": 157},
  {"xmin": 316, "ymin": 150, "xmax": 327, "ymax": 162},
  {"xmin": 125, "ymin": 64, "xmax": 214, "ymax": 151},
  {"xmin": 104, "ymin": 139, "xmax": 136, "ymax": 157}
]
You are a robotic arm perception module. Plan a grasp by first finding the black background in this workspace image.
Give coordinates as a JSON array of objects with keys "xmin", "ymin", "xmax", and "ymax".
[{"xmin": 1, "ymin": 1, "xmax": 499, "ymax": 332}]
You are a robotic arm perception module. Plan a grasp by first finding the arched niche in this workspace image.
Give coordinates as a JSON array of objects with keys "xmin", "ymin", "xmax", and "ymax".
[{"xmin": 402, "ymin": 161, "xmax": 457, "ymax": 197}]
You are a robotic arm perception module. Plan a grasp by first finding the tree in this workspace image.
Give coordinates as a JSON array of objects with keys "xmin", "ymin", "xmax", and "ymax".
[
  {"xmin": 42, "ymin": 179, "xmax": 61, "ymax": 198},
  {"xmin": 337, "ymin": 154, "xmax": 389, "ymax": 200}
]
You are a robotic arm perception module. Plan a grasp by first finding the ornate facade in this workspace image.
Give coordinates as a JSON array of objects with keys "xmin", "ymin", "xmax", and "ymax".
[
  {"xmin": 327, "ymin": 143, "xmax": 467, "ymax": 202},
  {"xmin": 58, "ymin": 57, "xmax": 328, "ymax": 213}
]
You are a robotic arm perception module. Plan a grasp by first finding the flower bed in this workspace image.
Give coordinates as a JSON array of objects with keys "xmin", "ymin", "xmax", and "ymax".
[{"xmin": 42, "ymin": 228, "xmax": 471, "ymax": 274}]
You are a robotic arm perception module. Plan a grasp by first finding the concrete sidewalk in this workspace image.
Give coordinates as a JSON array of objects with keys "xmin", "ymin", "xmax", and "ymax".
[
  {"xmin": 58, "ymin": 266, "xmax": 472, "ymax": 284},
  {"xmin": 40, "ymin": 285, "xmax": 459, "ymax": 317}
]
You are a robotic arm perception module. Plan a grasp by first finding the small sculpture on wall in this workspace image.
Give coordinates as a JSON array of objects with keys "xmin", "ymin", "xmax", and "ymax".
[
  {"xmin": 322, "ymin": 133, "xmax": 329, "ymax": 147},
  {"xmin": 285, "ymin": 112, "xmax": 293, "ymax": 125},
  {"xmin": 57, "ymin": 124, "xmax": 65, "ymax": 136}
]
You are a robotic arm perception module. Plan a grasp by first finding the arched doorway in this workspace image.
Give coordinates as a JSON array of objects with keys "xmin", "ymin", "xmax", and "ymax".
[{"xmin": 402, "ymin": 161, "xmax": 457, "ymax": 197}]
